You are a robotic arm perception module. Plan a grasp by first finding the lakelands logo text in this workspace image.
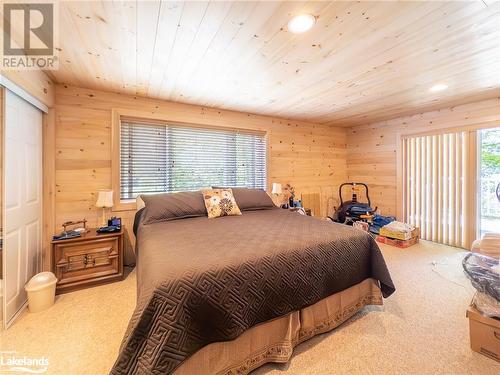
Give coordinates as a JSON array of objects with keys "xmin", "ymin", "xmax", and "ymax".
[
  {"xmin": 0, "ymin": 352, "xmax": 49, "ymax": 374},
  {"xmin": 2, "ymin": 1, "xmax": 59, "ymax": 70}
]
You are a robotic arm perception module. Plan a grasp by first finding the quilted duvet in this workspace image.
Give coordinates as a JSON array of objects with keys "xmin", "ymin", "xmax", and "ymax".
[{"xmin": 111, "ymin": 208, "xmax": 395, "ymax": 374}]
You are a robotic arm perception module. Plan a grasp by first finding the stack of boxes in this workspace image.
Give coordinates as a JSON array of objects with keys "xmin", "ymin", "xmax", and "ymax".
[
  {"xmin": 375, "ymin": 224, "xmax": 420, "ymax": 248},
  {"xmin": 464, "ymin": 241, "xmax": 500, "ymax": 363}
]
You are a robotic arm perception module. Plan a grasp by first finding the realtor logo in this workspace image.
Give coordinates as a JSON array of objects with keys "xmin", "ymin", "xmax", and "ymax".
[
  {"xmin": 0, "ymin": 351, "xmax": 49, "ymax": 373},
  {"xmin": 4, "ymin": 3, "xmax": 53, "ymax": 55},
  {"xmin": 2, "ymin": 1, "xmax": 58, "ymax": 69}
]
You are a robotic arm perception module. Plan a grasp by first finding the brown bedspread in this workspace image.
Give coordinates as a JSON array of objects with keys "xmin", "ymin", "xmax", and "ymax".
[{"xmin": 111, "ymin": 209, "xmax": 395, "ymax": 374}]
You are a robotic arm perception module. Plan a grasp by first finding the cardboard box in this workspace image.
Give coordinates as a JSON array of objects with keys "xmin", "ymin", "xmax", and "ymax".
[
  {"xmin": 466, "ymin": 306, "xmax": 500, "ymax": 362},
  {"xmin": 375, "ymin": 235, "xmax": 419, "ymax": 248},
  {"xmin": 379, "ymin": 226, "xmax": 420, "ymax": 241}
]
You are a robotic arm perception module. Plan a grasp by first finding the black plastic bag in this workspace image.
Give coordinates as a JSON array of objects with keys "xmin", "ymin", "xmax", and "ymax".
[{"xmin": 462, "ymin": 252, "xmax": 500, "ymax": 302}]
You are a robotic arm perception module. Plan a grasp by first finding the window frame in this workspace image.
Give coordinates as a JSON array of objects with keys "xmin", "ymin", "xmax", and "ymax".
[{"xmin": 111, "ymin": 108, "xmax": 270, "ymax": 211}]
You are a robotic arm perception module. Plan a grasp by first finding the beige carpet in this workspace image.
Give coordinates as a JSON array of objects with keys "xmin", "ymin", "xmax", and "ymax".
[{"xmin": 1, "ymin": 241, "xmax": 498, "ymax": 374}]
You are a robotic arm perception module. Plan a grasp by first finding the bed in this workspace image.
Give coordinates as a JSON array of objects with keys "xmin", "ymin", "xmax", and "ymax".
[{"xmin": 111, "ymin": 190, "xmax": 395, "ymax": 375}]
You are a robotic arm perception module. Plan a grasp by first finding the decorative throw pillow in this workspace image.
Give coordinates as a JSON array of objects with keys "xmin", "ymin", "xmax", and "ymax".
[{"xmin": 202, "ymin": 188, "xmax": 242, "ymax": 218}]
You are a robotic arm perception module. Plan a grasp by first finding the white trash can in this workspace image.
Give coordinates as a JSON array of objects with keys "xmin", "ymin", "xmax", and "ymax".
[{"xmin": 25, "ymin": 272, "xmax": 58, "ymax": 313}]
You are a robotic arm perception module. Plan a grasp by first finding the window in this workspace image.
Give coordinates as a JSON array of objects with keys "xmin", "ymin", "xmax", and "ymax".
[{"xmin": 120, "ymin": 121, "xmax": 267, "ymax": 200}]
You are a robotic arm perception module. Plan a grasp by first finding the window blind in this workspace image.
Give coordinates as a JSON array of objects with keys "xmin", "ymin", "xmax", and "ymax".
[
  {"xmin": 402, "ymin": 131, "xmax": 470, "ymax": 248},
  {"xmin": 120, "ymin": 121, "xmax": 267, "ymax": 200}
]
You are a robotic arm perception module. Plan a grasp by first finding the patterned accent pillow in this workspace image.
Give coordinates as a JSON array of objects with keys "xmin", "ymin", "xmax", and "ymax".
[{"xmin": 202, "ymin": 188, "xmax": 242, "ymax": 218}]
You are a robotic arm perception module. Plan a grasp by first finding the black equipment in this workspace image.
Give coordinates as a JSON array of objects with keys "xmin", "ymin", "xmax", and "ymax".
[
  {"xmin": 108, "ymin": 217, "xmax": 122, "ymax": 228},
  {"xmin": 53, "ymin": 230, "xmax": 81, "ymax": 241},
  {"xmin": 97, "ymin": 225, "xmax": 121, "ymax": 233},
  {"xmin": 97, "ymin": 217, "xmax": 122, "ymax": 234},
  {"xmin": 329, "ymin": 182, "xmax": 377, "ymax": 225}
]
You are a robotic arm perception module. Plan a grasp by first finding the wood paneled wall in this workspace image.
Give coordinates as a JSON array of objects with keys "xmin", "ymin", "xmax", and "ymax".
[
  {"xmin": 53, "ymin": 84, "xmax": 347, "ymax": 245},
  {"xmin": 347, "ymin": 97, "xmax": 500, "ymax": 217}
]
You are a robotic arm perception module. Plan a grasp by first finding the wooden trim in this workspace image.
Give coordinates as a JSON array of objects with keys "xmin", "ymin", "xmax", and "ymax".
[
  {"xmin": 42, "ymin": 109, "xmax": 56, "ymax": 271},
  {"xmin": 265, "ymin": 132, "xmax": 271, "ymax": 192},
  {"xmin": 399, "ymin": 122, "xmax": 500, "ymax": 139},
  {"xmin": 1, "ymin": 87, "xmax": 4, "ymax": 298},
  {"xmin": 111, "ymin": 108, "xmax": 271, "ymax": 211},
  {"xmin": 120, "ymin": 113, "xmax": 266, "ymax": 136},
  {"xmin": 111, "ymin": 109, "xmax": 130, "ymax": 211},
  {"xmin": 468, "ymin": 131, "xmax": 478, "ymax": 248},
  {"xmin": 395, "ymin": 131, "xmax": 404, "ymax": 221}
]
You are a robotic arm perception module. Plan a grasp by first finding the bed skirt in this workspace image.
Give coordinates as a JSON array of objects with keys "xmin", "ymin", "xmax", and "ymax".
[{"xmin": 173, "ymin": 278, "xmax": 383, "ymax": 375}]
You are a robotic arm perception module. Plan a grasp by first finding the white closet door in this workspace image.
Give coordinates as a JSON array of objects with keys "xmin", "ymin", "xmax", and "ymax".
[{"xmin": 3, "ymin": 89, "xmax": 42, "ymax": 327}]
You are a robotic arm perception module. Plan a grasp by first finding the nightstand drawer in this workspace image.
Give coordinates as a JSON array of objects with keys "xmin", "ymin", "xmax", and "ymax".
[{"xmin": 53, "ymin": 233, "xmax": 123, "ymax": 293}]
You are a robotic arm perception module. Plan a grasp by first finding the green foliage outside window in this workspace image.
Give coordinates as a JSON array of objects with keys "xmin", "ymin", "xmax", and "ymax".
[{"xmin": 481, "ymin": 129, "xmax": 500, "ymax": 177}]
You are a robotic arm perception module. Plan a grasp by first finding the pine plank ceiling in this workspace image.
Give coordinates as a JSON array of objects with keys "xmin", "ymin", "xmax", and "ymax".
[{"xmin": 45, "ymin": 0, "xmax": 500, "ymax": 126}]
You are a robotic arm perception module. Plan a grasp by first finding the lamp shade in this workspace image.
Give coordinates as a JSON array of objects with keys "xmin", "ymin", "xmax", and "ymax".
[
  {"xmin": 271, "ymin": 183, "xmax": 282, "ymax": 195},
  {"xmin": 96, "ymin": 190, "xmax": 113, "ymax": 208}
]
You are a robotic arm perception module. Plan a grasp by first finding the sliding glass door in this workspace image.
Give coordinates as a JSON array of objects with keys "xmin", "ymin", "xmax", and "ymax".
[
  {"xmin": 401, "ymin": 131, "xmax": 471, "ymax": 248},
  {"xmin": 400, "ymin": 126, "xmax": 500, "ymax": 248},
  {"xmin": 478, "ymin": 128, "xmax": 500, "ymax": 236}
]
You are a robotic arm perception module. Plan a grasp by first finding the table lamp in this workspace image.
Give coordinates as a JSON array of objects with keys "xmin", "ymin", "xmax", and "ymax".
[
  {"xmin": 271, "ymin": 183, "xmax": 283, "ymax": 207},
  {"xmin": 271, "ymin": 183, "xmax": 282, "ymax": 195},
  {"xmin": 96, "ymin": 189, "xmax": 113, "ymax": 226}
]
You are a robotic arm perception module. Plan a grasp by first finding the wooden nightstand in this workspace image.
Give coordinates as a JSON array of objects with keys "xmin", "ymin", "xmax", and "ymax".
[{"xmin": 51, "ymin": 229, "xmax": 124, "ymax": 294}]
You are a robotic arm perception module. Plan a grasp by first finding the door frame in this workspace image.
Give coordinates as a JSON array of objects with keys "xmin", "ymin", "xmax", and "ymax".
[{"xmin": 0, "ymin": 87, "xmax": 4, "ymax": 329}]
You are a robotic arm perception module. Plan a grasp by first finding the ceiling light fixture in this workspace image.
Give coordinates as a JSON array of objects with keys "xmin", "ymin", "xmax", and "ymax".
[
  {"xmin": 429, "ymin": 83, "xmax": 448, "ymax": 92},
  {"xmin": 287, "ymin": 14, "xmax": 316, "ymax": 34}
]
